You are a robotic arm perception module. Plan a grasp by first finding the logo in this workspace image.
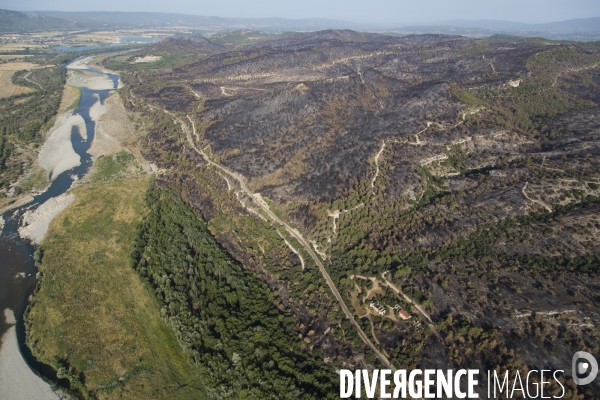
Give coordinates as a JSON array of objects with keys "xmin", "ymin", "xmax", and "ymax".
[{"xmin": 572, "ymin": 351, "xmax": 598, "ymax": 385}]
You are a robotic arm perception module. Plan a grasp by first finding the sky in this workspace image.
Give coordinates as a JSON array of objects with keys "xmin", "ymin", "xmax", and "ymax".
[{"xmin": 2, "ymin": 0, "xmax": 600, "ymax": 25}]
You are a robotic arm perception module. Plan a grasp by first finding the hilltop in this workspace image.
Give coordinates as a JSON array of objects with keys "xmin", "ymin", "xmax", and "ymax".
[
  {"xmin": 0, "ymin": 9, "xmax": 81, "ymax": 32},
  {"xmin": 96, "ymin": 30, "xmax": 600, "ymax": 396}
]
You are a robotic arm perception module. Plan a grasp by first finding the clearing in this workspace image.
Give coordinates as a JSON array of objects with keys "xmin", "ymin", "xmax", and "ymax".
[{"xmin": 132, "ymin": 55, "xmax": 161, "ymax": 63}]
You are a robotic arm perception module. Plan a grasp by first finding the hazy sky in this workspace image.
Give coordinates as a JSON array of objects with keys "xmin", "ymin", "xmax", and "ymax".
[{"xmin": 3, "ymin": 0, "xmax": 600, "ymax": 24}]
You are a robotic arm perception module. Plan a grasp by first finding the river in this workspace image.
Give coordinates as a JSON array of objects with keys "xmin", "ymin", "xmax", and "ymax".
[{"xmin": 0, "ymin": 57, "xmax": 119, "ymax": 399}]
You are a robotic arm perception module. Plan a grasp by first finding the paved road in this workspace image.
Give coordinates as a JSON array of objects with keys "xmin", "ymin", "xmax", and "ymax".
[{"xmin": 182, "ymin": 115, "xmax": 396, "ymax": 370}]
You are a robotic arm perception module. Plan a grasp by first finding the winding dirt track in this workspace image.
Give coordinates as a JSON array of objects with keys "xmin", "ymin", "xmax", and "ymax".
[
  {"xmin": 522, "ymin": 181, "xmax": 553, "ymax": 213},
  {"xmin": 180, "ymin": 115, "xmax": 396, "ymax": 370},
  {"xmin": 23, "ymin": 71, "xmax": 43, "ymax": 91},
  {"xmin": 371, "ymin": 141, "xmax": 386, "ymax": 193},
  {"xmin": 381, "ymin": 272, "xmax": 434, "ymax": 328}
]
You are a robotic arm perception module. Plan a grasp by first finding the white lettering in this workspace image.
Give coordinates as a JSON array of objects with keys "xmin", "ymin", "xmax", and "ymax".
[
  {"xmin": 340, "ymin": 370, "xmax": 353, "ymax": 398},
  {"xmin": 511, "ymin": 371, "xmax": 525, "ymax": 398},
  {"xmin": 527, "ymin": 370, "xmax": 539, "ymax": 398},
  {"xmin": 340, "ymin": 368, "xmax": 529, "ymax": 399},
  {"xmin": 468, "ymin": 369, "xmax": 479, "ymax": 398},
  {"xmin": 455, "ymin": 369, "xmax": 466, "ymax": 399},
  {"xmin": 409, "ymin": 369, "xmax": 423, "ymax": 398},
  {"xmin": 493, "ymin": 370, "xmax": 509, "ymax": 398},
  {"xmin": 541, "ymin": 370, "xmax": 550, "ymax": 398},
  {"xmin": 380, "ymin": 369, "xmax": 391, "ymax": 398},
  {"xmin": 363, "ymin": 369, "xmax": 378, "ymax": 398},
  {"xmin": 553, "ymin": 370, "xmax": 565, "ymax": 399},
  {"xmin": 423, "ymin": 370, "xmax": 435, "ymax": 398},
  {"xmin": 393, "ymin": 370, "xmax": 407, "ymax": 398},
  {"xmin": 438, "ymin": 370, "xmax": 453, "ymax": 398}
]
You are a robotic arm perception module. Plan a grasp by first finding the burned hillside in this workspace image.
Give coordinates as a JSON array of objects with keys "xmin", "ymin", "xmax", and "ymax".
[{"xmin": 111, "ymin": 31, "xmax": 600, "ymax": 397}]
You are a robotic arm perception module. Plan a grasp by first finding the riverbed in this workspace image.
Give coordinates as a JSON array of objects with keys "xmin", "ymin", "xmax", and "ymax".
[{"xmin": 0, "ymin": 56, "xmax": 119, "ymax": 399}]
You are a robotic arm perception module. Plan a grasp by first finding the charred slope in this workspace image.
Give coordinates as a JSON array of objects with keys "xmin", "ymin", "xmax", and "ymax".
[
  {"xmin": 118, "ymin": 31, "xmax": 600, "ymax": 397},
  {"xmin": 132, "ymin": 32, "xmax": 578, "ymax": 204},
  {"xmin": 151, "ymin": 36, "xmax": 228, "ymax": 55}
]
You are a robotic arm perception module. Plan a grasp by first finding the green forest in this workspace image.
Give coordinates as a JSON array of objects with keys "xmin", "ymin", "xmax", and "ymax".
[
  {"xmin": 0, "ymin": 66, "xmax": 65, "ymax": 190},
  {"xmin": 130, "ymin": 181, "xmax": 337, "ymax": 399},
  {"xmin": 3, "ymin": 67, "xmax": 65, "ymax": 141}
]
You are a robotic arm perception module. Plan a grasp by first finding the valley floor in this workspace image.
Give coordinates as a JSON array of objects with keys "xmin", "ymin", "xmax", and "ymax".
[{"xmin": 26, "ymin": 177, "xmax": 209, "ymax": 398}]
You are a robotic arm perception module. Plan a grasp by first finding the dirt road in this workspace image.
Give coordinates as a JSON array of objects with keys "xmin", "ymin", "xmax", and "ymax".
[{"xmin": 181, "ymin": 114, "xmax": 396, "ymax": 370}]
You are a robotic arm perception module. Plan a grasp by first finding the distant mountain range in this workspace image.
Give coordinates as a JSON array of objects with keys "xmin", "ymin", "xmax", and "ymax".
[
  {"xmin": 1, "ymin": 9, "xmax": 599, "ymax": 41},
  {"xmin": 32, "ymin": 11, "xmax": 366, "ymax": 32},
  {"xmin": 0, "ymin": 9, "xmax": 81, "ymax": 32},
  {"xmin": 388, "ymin": 18, "xmax": 600, "ymax": 40}
]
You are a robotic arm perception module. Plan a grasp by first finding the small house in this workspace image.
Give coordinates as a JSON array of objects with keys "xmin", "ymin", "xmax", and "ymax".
[{"xmin": 397, "ymin": 309, "xmax": 411, "ymax": 320}]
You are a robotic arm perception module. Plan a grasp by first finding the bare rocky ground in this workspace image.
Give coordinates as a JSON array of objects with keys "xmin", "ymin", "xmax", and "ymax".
[
  {"xmin": 66, "ymin": 70, "xmax": 114, "ymax": 91},
  {"xmin": 18, "ymin": 193, "xmax": 75, "ymax": 244},
  {"xmin": 37, "ymin": 113, "xmax": 86, "ymax": 181},
  {"xmin": 88, "ymin": 92, "xmax": 141, "ymax": 159},
  {"xmin": 113, "ymin": 31, "xmax": 600, "ymax": 396}
]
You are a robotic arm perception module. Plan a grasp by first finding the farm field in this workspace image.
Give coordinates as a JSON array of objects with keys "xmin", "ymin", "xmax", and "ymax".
[{"xmin": 0, "ymin": 61, "xmax": 44, "ymax": 98}]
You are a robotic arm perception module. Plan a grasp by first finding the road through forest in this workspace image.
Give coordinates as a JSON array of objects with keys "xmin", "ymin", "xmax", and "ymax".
[{"xmin": 176, "ymin": 114, "xmax": 397, "ymax": 370}]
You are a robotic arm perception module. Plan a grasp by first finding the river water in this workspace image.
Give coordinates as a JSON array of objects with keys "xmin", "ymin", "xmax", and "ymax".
[{"xmin": 0, "ymin": 59, "xmax": 119, "ymax": 394}]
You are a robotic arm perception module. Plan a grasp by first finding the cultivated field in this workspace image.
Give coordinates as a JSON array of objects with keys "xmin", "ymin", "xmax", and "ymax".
[
  {"xmin": 0, "ymin": 43, "xmax": 44, "ymax": 52},
  {"xmin": 0, "ymin": 61, "xmax": 42, "ymax": 98},
  {"xmin": 0, "ymin": 54, "xmax": 33, "ymax": 61}
]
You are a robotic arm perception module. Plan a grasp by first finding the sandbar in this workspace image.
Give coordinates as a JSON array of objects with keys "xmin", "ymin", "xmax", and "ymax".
[
  {"xmin": 67, "ymin": 70, "xmax": 114, "ymax": 90},
  {"xmin": 38, "ymin": 114, "xmax": 86, "ymax": 181},
  {"xmin": 19, "ymin": 193, "xmax": 75, "ymax": 244}
]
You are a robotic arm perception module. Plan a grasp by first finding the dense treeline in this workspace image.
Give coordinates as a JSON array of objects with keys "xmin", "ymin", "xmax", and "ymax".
[
  {"xmin": 0, "ymin": 66, "xmax": 65, "ymax": 190},
  {"xmin": 130, "ymin": 181, "xmax": 336, "ymax": 399},
  {"xmin": 117, "ymin": 34, "xmax": 600, "ymax": 392},
  {"xmin": 431, "ymin": 195, "xmax": 600, "ymax": 277},
  {"xmin": 328, "ymin": 189, "xmax": 600, "ymax": 289},
  {"xmin": 6, "ymin": 67, "xmax": 65, "ymax": 141},
  {"xmin": 0, "ymin": 135, "xmax": 11, "ymax": 170}
]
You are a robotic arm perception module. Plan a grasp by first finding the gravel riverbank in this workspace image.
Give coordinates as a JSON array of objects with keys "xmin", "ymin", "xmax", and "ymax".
[
  {"xmin": 18, "ymin": 193, "xmax": 75, "ymax": 244},
  {"xmin": 0, "ymin": 309, "xmax": 62, "ymax": 399}
]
